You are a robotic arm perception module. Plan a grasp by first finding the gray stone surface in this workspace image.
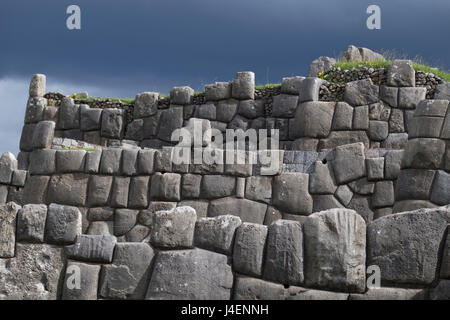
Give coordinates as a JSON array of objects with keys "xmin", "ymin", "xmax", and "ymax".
[
  {"xmin": 344, "ymin": 79, "xmax": 379, "ymax": 106},
  {"xmin": 387, "ymin": 60, "xmax": 415, "ymax": 87},
  {"xmin": 125, "ymin": 119, "xmax": 143, "ymax": 141},
  {"xmin": 200, "ymin": 175, "xmax": 235, "ymax": 199},
  {"xmin": 441, "ymin": 233, "xmax": 450, "ymax": 279},
  {"xmin": 350, "ymin": 287, "xmax": 426, "ymax": 300},
  {"xmin": 100, "ymin": 242, "xmax": 154, "ymax": 299},
  {"xmin": 216, "ymin": 99, "xmax": 238, "ymax": 122},
  {"xmin": 238, "ymin": 99, "xmax": 264, "ymax": 119},
  {"xmin": 99, "ymin": 148, "xmax": 122, "ymax": 174},
  {"xmin": 101, "ymin": 108, "xmax": 124, "ymax": 139},
  {"xmin": 264, "ymin": 220, "xmax": 304, "ymax": 286},
  {"xmin": 435, "ymin": 83, "xmax": 450, "ymax": 100},
  {"xmin": 332, "ymin": 102, "xmax": 353, "ymax": 130},
  {"xmin": 286, "ymin": 287, "xmax": 349, "ymax": 300},
  {"xmin": 128, "ymin": 176, "xmax": 150, "ymax": 208},
  {"xmin": 16, "ymin": 204, "xmax": 47, "ymax": 243},
  {"xmin": 233, "ymin": 276, "xmax": 286, "ymax": 300},
  {"xmin": 409, "ymin": 116, "xmax": 444, "ymax": 138},
  {"xmin": 150, "ymin": 172, "xmax": 181, "ymax": 201},
  {"xmin": 137, "ymin": 149, "xmax": 155, "ymax": 174},
  {"xmin": 0, "ymin": 185, "xmax": 8, "ymax": 204},
  {"xmin": 170, "ymin": 86, "xmax": 194, "ymax": 105},
  {"xmin": 25, "ymin": 97, "xmax": 46, "ymax": 124},
  {"xmin": 366, "ymin": 157, "xmax": 384, "ymax": 180},
  {"xmin": 347, "ymin": 195, "xmax": 374, "ymax": 223},
  {"xmin": 56, "ymin": 150, "xmax": 86, "ymax": 173},
  {"xmin": 429, "ymin": 280, "xmax": 450, "ymax": 300},
  {"xmin": 177, "ymin": 200, "xmax": 208, "ymax": 219},
  {"xmin": 272, "ymin": 173, "xmax": 312, "ymax": 215},
  {"xmin": 348, "ymin": 177, "xmax": 375, "ymax": 195},
  {"xmin": 181, "ymin": 174, "xmax": 201, "ymax": 199},
  {"xmin": 85, "ymin": 150, "xmax": 102, "ymax": 173},
  {"xmin": 205, "ymin": 82, "xmax": 232, "ymax": 101},
  {"xmin": 272, "ymin": 94, "xmax": 299, "ymax": 117},
  {"xmin": 45, "ymin": 204, "xmax": 82, "ymax": 245},
  {"xmin": 335, "ymin": 185, "xmax": 353, "ymax": 206},
  {"xmin": 384, "ymin": 150, "xmax": 404, "ymax": 179},
  {"xmin": 245, "ymin": 176, "xmax": 272, "ymax": 203},
  {"xmin": 398, "ymin": 87, "xmax": 427, "ymax": 109},
  {"xmin": 114, "ymin": 209, "xmax": 138, "ymax": 236},
  {"xmin": 32, "ymin": 120, "xmax": 55, "ymax": 149},
  {"xmin": 29, "ymin": 149, "xmax": 56, "ymax": 175},
  {"xmin": 208, "ymin": 197, "xmax": 267, "ymax": 224},
  {"xmin": 157, "ymin": 106, "xmax": 184, "ymax": 142},
  {"xmin": 150, "ymin": 206, "xmax": 197, "ymax": 249},
  {"xmin": 29, "ymin": 74, "xmax": 46, "ymax": 97},
  {"xmin": 430, "ymin": 170, "xmax": 450, "ymax": 205},
  {"xmin": 309, "ymin": 161, "xmax": 337, "ymax": 194},
  {"xmin": 389, "ymin": 108, "xmax": 404, "ymax": 133},
  {"xmin": 80, "ymin": 105, "xmax": 102, "ymax": 131},
  {"xmin": 308, "ymin": 56, "xmax": 336, "ymax": 77},
  {"xmin": 22, "ymin": 175, "xmax": 50, "ymax": 205},
  {"xmin": 312, "ymin": 194, "xmax": 344, "ymax": 212},
  {"xmin": 372, "ymin": 181, "xmax": 395, "ymax": 208},
  {"xmin": 0, "ymin": 202, "xmax": 20, "ymax": 257},
  {"xmin": 87, "ymin": 175, "xmax": 112, "ymax": 207},
  {"xmin": 281, "ymin": 76, "xmax": 305, "ymax": 95},
  {"xmin": 47, "ymin": 174, "xmax": 89, "ymax": 207},
  {"xmin": 352, "ymin": 105, "xmax": 369, "ymax": 130},
  {"xmin": 298, "ymin": 77, "xmax": 325, "ymax": 102},
  {"xmin": 293, "ymin": 101, "xmax": 335, "ymax": 138},
  {"xmin": 393, "ymin": 200, "xmax": 437, "ymax": 213},
  {"xmin": 20, "ymin": 124, "xmax": 36, "ymax": 151},
  {"xmin": 380, "ymin": 85, "xmax": 398, "ymax": 107},
  {"xmin": 369, "ymin": 120, "xmax": 389, "ymax": 141},
  {"xmin": 0, "ymin": 152, "xmax": 17, "ymax": 184},
  {"xmin": 396, "ymin": 169, "xmax": 436, "ymax": 201},
  {"xmin": 304, "ymin": 209, "xmax": 366, "ymax": 293},
  {"xmin": 110, "ymin": 177, "xmax": 130, "ymax": 208},
  {"xmin": 233, "ymin": 223, "xmax": 268, "ymax": 277},
  {"xmin": 66, "ymin": 234, "xmax": 117, "ymax": 263},
  {"xmin": 332, "ymin": 142, "xmax": 366, "ymax": 184},
  {"xmin": 146, "ymin": 248, "xmax": 233, "ymax": 300},
  {"xmin": 59, "ymin": 98, "xmax": 80, "ymax": 129},
  {"xmin": 62, "ymin": 261, "xmax": 101, "ymax": 300},
  {"xmin": 318, "ymin": 131, "xmax": 370, "ymax": 151},
  {"xmin": 194, "ymin": 215, "xmax": 242, "ymax": 255},
  {"xmin": 0, "ymin": 244, "xmax": 65, "ymax": 300},
  {"xmin": 367, "ymin": 207, "xmax": 449, "ymax": 285},
  {"xmin": 134, "ymin": 92, "xmax": 158, "ymax": 118},
  {"xmin": 121, "ymin": 149, "xmax": 138, "ymax": 176},
  {"xmin": 232, "ymin": 72, "xmax": 255, "ymax": 100}
]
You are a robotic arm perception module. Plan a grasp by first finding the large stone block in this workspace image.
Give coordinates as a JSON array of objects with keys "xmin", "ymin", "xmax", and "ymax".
[
  {"xmin": 332, "ymin": 142, "xmax": 366, "ymax": 184},
  {"xmin": 233, "ymin": 276, "xmax": 286, "ymax": 300},
  {"xmin": 232, "ymin": 72, "xmax": 255, "ymax": 100},
  {"xmin": 110, "ymin": 177, "xmax": 130, "ymax": 208},
  {"xmin": 393, "ymin": 199, "xmax": 437, "ymax": 213},
  {"xmin": 22, "ymin": 175, "xmax": 50, "ymax": 205},
  {"xmin": 121, "ymin": 149, "xmax": 138, "ymax": 176},
  {"xmin": 368, "ymin": 120, "xmax": 389, "ymax": 141},
  {"xmin": 409, "ymin": 116, "xmax": 444, "ymax": 138},
  {"xmin": 387, "ymin": 60, "xmax": 415, "ymax": 87},
  {"xmin": 332, "ymin": 102, "xmax": 353, "ymax": 130},
  {"xmin": 309, "ymin": 161, "xmax": 337, "ymax": 194},
  {"xmin": 441, "ymin": 233, "xmax": 450, "ymax": 279},
  {"xmin": 20, "ymin": 124, "xmax": 36, "ymax": 151},
  {"xmin": 114, "ymin": 209, "xmax": 138, "ymax": 236},
  {"xmin": 0, "ymin": 185, "xmax": 8, "ymax": 204},
  {"xmin": 233, "ymin": 223, "xmax": 268, "ymax": 277},
  {"xmin": 402, "ymin": 138, "xmax": 445, "ymax": 169},
  {"xmin": 99, "ymin": 148, "xmax": 122, "ymax": 174},
  {"xmin": 150, "ymin": 206, "xmax": 197, "ymax": 249},
  {"xmin": 62, "ymin": 262, "xmax": 101, "ymax": 300},
  {"xmin": 298, "ymin": 77, "xmax": 325, "ymax": 102},
  {"xmin": 347, "ymin": 195, "xmax": 374, "ymax": 223},
  {"xmin": 85, "ymin": 150, "xmax": 102, "ymax": 173},
  {"xmin": 312, "ymin": 194, "xmax": 344, "ymax": 212},
  {"xmin": 208, "ymin": 197, "xmax": 267, "ymax": 224},
  {"xmin": 59, "ymin": 98, "xmax": 80, "ymax": 129},
  {"xmin": 384, "ymin": 150, "xmax": 404, "ymax": 179},
  {"xmin": 157, "ymin": 106, "xmax": 184, "ymax": 142},
  {"xmin": 25, "ymin": 97, "xmax": 46, "ymax": 124},
  {"xmin": 308, "ymin": 56, "xmax": 336, "ymax": 77},
  {"xmin": 99, "ymin": 242, "xmax": 154, "ymax": 299},
  {"xmin": 47, "ymin": 174, "xmax": 89, "ymax": 207},
  {"xmin": 352, "ymin": 105, "xmax": 369, "ymax": 130},
  {"xmin": 398, "ymin": 87, "xmax": 426, "ymax": 109},
  {"xmin": 430, "ymin": 170, "xmax": 450, "ymax": 205},
  {"xmin": 80, "ymin": 105, "xmax": 102, "ymax": 131},
  {"xmin": 56, "ymin": 150, "xmax": 86, "ymax": 173},
  {"xmin": 237, "ymin": 99, "xmax": 264, "ymax": 119},
  {"xmin": 181, "ymin": 174, "xmax": 201, "ymax": 199},
  {"xmin": 205, "ymin": 82, "xmax": 232, "ymax": 101},
  {"xmin": 16, "ymin": 204, "xmax": 47, "ymax": 243},
  {"xmin": 216, "ymin": 99, "xmax": 238, "ymax": 122},
  {"xmin": 272, "ymin": 94, "xmax": 299, "ymax": 117},
  {"xmin": 45, "ymin": 203, "xmax": 82, "ymax": 245},
  {"xmin": 281, "ymin": 76, "xmax": 305, "ymax": 95},
  {"xmin": 0, "ymin": 202, "xmax": 20, "ymax": 257},
  {"xmin": 303, "ymin": 209, "xmax": 366, "ymax": 293},
  {"xmin": 0, "ymin": 152, "xmax": 17, "ymax": 184},
  {"xmin": 137, "ymin": 149, "xmax": 155, "ymax": 174},
  {"xmin": 292, "ymin": 101, "xmax": 335, "ymax": 138},
  {"xmin": 245, "ymin": 176, "xmax": 272, "ymax": 203},
  {"xmin": 101, "ymin": 108, "xmax": 124, "ymax": 139},
  {"xmin": 350, "ymin": 287, "xmax": 426, "ymax": 300},
  {"xmin": 372, "ymin": 181, "xmax": 395, "ymax": 208},
  {"xmin": 367, "ymin": 207, "xmax": 449, "ymax": 285},
  {"xmin": 380, "ymin": 85, "xmax": 398, "ymax": 107},
  {"xmin": 146, "ymin": 248, "xmax": 233, "ymax": 300},
  {"xmin": 29, "ymin": 74, "xmax": 46, "ymax": 97},
  {"xmin": 344, "ymin": 79, "xmax": 379, "ymax": 106},
  {"xmin": 65, "ymin": 234, "xmax": 117, "ymax": 263},
  {"xmin": 150, "ymin": 173, "xmax": 181, "ymax": 201},
  {"xmin": 0, "ymin": 244, "xmax": 65, "ymax": 299},
  {"xmin": 177, "ymin": 200, "xmax": 208, "ymax": 219},
  {"xmin": 264, "ymin": 220, "xmax": 304, "ymax": 286},
  {"xmin": 287, "ymin": 287, "xmax": 349, "ymax": 300},
  {"xmin": 128, "ymin": 176, "xmax": 150, "ymax": 208},
  {"xmin": 389, "ymin": 108, "xmax": 404, "ymax": 133},
  {"xmin": 200, "ymin": 175, "xmax": 235, "ymax": 199},
  {"xmin": 194, "ymin": 215, "xmax": 242, "ymax": 255},
  {"xmin": 170, "ymin": 87, "xmax": 194, "ymax": 105},
  {"xmin": 272, "ymin": 173, "xmax": 312, "ymax": 215},
  {"xmin": 318, "ymin": 131, "xmax": 370, "ymax": 151},
  {"xmin": 435, "ymin": 83, "xmax": 450, "ymax": 100},
  {"xmin": 366, "ymin": 157, "xmax": 384, "ymax": 181},
  {"xmin": 87, "ymin": 175, "xmax": 113, "ymax": 207},
  {"xmin": 32, "ymin": 120, "xmax": 55, "ymax": 149},
  {"xmin": 29, "ymin": 149, "xmax": 56, "ymax": 175},
  {"xmin": 134, "ymin": 92, "xmax": 158, "ymax": 118}
]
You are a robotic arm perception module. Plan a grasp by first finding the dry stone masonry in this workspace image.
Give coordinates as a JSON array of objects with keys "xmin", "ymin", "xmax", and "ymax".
[{"xmin": 0, "ymin": 51, "xmax": 450, "ymax": 299}]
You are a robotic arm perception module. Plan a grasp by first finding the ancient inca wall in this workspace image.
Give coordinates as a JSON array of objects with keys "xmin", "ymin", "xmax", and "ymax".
[{"xmin": 0, "ymin": 58, "xmax": 450, "ymax": 300}]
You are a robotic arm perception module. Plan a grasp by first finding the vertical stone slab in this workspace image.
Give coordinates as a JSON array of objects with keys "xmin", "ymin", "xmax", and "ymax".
[{"xmin": 0, "ymin": 202, "xmax": 21, "ymax": 257}]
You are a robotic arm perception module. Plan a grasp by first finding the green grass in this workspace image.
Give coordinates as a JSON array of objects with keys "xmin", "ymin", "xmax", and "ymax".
[
  {"xmin": 62, "ymin": 147, "xmax": 96, "ymax": 152},
  {"xmin": 255, "ymin": 83, "xmax": 282, "ymax": 90}
]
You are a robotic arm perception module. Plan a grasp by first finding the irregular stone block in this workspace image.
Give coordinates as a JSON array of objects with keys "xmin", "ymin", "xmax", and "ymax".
[
  {"xmin": 87, "ymin": 221, "xmax": 113, "ymax": 235},
  {"xmin": 281, "ymin": 76, "xmax": 305, "ymax": 95},
  {"xmin": 124, "ymin": 119, "xmax": 143, "ymax": 141},
  {"xmin": 80, "ymin": 105, "xmax": 102, "ymax": 131},
  {"xmin": 205, "ymin": 82, "xmax": 232, "ymax": 101},
  {"xmin": 441, "ymin": 233, "xmax": 450, "ymax": 279},
  {"xmin": 150, "ymin": 206, "xmax": 196, "ymax": 249},
  {"xmin": 303, "ymin": 208, "xmax": 366, "ymax": 293},
  {"xmin": 87, "ymin": 175, "xmax": 112, "ymax": 207},
  {"xmin": 150, "ymin": 173, "xmax": 181, "ymax": 201},
  {"xmin": 384, "ymin": 150, "xmax": 404, "ymax": 179},
  {"xmin": 347, "ymin": 195, "xmax": 374, "ymax": 223},
  {"xmin": 387, "ymin": 60, "xmax": 415, "ymax": 87},
  {"xmin": 264, "ymin": 220, "xmax": 304, "ymax": 286},
  {"xmin": 114, "ymin": 209, "xmax": 138, "ymax": 236},
  {"xmin": 388, "ymin": 108, "xmax": 404, "ymax": 133},
  {"xmin": 298, "ymin": 77, "xmax": 325, "ymax": 102},
  {"xmin": 146, "ymin": 248, "xmax": 233, "ymax": 300},
  {"xmin": 238, "ymin": 99, "xmax": 264, "ymax": 119},
  {"xmin": 216, "ymin": 99, "xmax": 238, "ymax": 122},
  {"xmin": 99, "ymin": 148, "xmax": 122, "ymax": 174},
  {"xmin": 200, "ymin": 175, "xmax": 235, "ymax": 199},
  {"xmin": 332, "ymin": 142, "xmax": 366, "ymax": 184},
  {"xmin": 32, "ymin": 120, "xmax": 55, "ymax": 149},
  {"xmin": 369, "ymin": 102, "xmax": 391, "ymax": 121},
  {"xmin": 430, "ymin": 170, "xmax": 450, "ymax": 205},
  {"xmin": 366, "ymin": 157, "xmax": 384, "ymax": 180},
  {"xmin": 393, "ymin": 200, "xmax": 437, "ymax": 213},
  {"xmin": 309, "ymin": 161, "xmax": 337, "ymax": 194},
  {"xmin": 134, "ymin": 92, "xmax": 158, "ymax": 118},
  {"xmin": 22, "ymin": 175, "xmax": 50, "ymax": 205},
  {"xmin": 101, "ymin": 108, "xmax": 124, "ymax": 139},
  {"xmin": 177, "ymin": 200, "xmax": 208, "ymax": 219},
  {"xmin": 208, "ymin": 197, "xmax": 267, "ymax": 224},
  {"xmin": 353, "ymin": 105, "xmax": 369, "ymax": 130},
  {"xmin": 137, "ymin": 149, "xmax": 155, "ymax": 174},
  {"xmin": 56, "ymin": 150, "xmax": 86, "ymax": 173},
  {"xmin": 0, "ymin": 152, "xmax": 17, "ymax": 184},
  {"xmin": 435, "ymin": 83, "xmax": 450, "ymax": 100},
  {"xmin": 232, "ymin": 72, "xmax": 255, "ymax": 100},
  {"xmin": 138, "ymin": 201, "xmax": 177, "ymax": 226},
  {"xmin": 348, "ymin": 177, "xmax": 375, "ymax": 195},
  {"xmin": 20, "ymin": 124, "xmax": 36, "ymax": 151},
  {"xmin": 11, "ymin": 170, "xmax": 27, "ymax": 187},
  {"xmin": 272, "ymin": 173, "xmax": 312, "ymax": 215},
  {"xmin": 429, "ymin": 280, "xmax": 450, "ymax": 300},
  {"xmin": 88, "ymin": 207, "xmax": 114, "ymax": 221},
  {"xmin": 45, "ymin": 203, "xmax": 82, "ymax": 245},
  {"xmin": 65, "ymin": 234, "xmax": 117, "ymax": 263},
  {"xmin": 312, "ymin": 194, "xmax": 344, "ymax": 212},
  {"xmin": 233, "ymin": 223, "xmax": 268, "ymax": 277},
  {"xmin": 372, "ymin": 181, "xmax": 394, "ymax": 208},
  {"xmin": 84, "ymin": 150, "xmax": 102, "ymax": 173},
  {"xmin": 25, "ymin": 97, "xmax": 46, "ymax": 124},
  {"xmin": 369, "ymin": 120, "xmax": 389, "ymax": 141},
  {"xmin": 195, "ymin": 103, "xmax": 216, "ymax": 120},
  {"xmin": 170, "ymin": 87, "xmax": 194, "ymax": 105},
  {"xmin": 350, "ymin": 287, "xmax": 426, "ymax": 300},
  {"xmin": 332, "ymin": 102, "xmax": 353, "ymax": 130},
  {"xmin": 29, "ymin": 149, "xmax": 56, "ymax": 175},
  {"xmin": 292, "ymin": 101, "xmax": 335, "ymax": 138},
  {"xmin": 181, "ymin": 174, "xmax": 201, "ymax": 199},
  {"xmin": 318, "ymin": 131, "xmax": 370, "ymax": 151},
  {"xmin": 0, "ymin": 244, "xmax": 65, "ymax": 299},
  {"xmin": 47, "ymin": 174, "xmax": 89, "ymax": 207},
  {"xmin": 16, "ymin": 204, "xmax": 47, "ymax": 243},
  {"xmin": 380, "ymin": 85, "xmax": 398, "ymax": 107},
  {"xmin": 344, "ymin": 79, "xmax": 379, "ymax": 106},
  {"xmin": 110, "ymin": 177, "xmax": 130, "ymax": 208},
  {"xmin": 234, "ymin": 276, "xmax": 286, "ymax": 300},
  {"xmin": 128, "ymin": 176, "xmax": 150, "ymax": 208},
  {"xmin": 194, "ymin": 215, "xmax": 242, "ymax": 255},
  {"xmin": 125, "ymin": 224, "xmax": 150, "ymax": 242},
  {"xmin": 62, "ymin": 262, "xmax": 101, "ymax": 300},
  {"xmin": 335, "ymin": 185, "xmax": 353, "ymax": 206},
  {"xmin": 272, "ymin": 94, "xmax": 299, "ymax": 117},
  {"xmin": 409, "ymin": 116, "xmax": 444, "ymax": 138},
  {"xmin": 308, "ymin": 56, "xmax": 336, "ymax": 77},
  {"xmin": 99, "ymin": 243, "xmax": 154, "ymax": 299},
  {"xmin": 59, "ymin": 98, "xmax": 80, "ymax": 129},
  {"xmin": 157, "ymin": 106, "xmax": 183, "ymax": 142},
  {"xmin": 244, "ymin": 176, "xmax": 272, "ymax": 203},
  {"xmin": 0, "ymin": 202, "xmax": 20, "ymax": 257},
  {"xmin": 381, "ymin": 133, "xmax": 408, "ymax": 149},
  {"xmin": 367, "ymin": 207, "xmax": 449, "ymax": 285},
  {"xmin": 398, "ymin": 87, "xmax": 427, "ymax": 109},
  {"xmin": 402, "ymin": 138, "xmax": 445, "ymax": 169},
  {"xmin": 29, "ymin": 74, "xmax": 46, "ymax": 97}
]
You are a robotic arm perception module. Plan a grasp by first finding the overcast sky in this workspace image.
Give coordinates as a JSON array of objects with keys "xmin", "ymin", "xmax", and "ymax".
[{"xmin": 1, "ymin": 0, "xmax": 450, "ymax": 154}]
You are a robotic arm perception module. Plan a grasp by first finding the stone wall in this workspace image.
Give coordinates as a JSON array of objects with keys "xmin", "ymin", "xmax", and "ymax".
[{"xmin": 1, "ymin": 58, "xmax": 450, "ymax": 300}]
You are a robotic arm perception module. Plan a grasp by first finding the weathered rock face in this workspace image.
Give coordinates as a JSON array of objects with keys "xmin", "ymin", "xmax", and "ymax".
[
  {"xmin": 367, "ymin": 206, "xmax": 449, "ymax": 286},
  {"xmin": 0, "ymin": 202, "xmax": 21, "ymax": 258},
  {"xmin": 303, "ymin": 209, "xmax": 366, "ymax": 293},
  {"xmin": 146, "ymin": 248, "xmax": 233, "ymax": 300},
  {"xmin": 0, "ymin": 244, "xmax": 65, "ymax": 300},
  {"xmin": 62, "ymin": 262, "xmax": 101, "ymax": 300}
]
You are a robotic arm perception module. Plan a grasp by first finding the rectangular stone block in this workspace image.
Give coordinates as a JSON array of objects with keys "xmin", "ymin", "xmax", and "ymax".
[{"xmin": 47, "ymin": 174, "xmax": 89, "ymax": 207}]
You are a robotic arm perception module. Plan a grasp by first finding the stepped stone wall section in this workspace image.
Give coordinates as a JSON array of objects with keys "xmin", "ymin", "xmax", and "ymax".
[{"xmin": 0, "ymin": 58, "xmax": 450, "ymax": 300}]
